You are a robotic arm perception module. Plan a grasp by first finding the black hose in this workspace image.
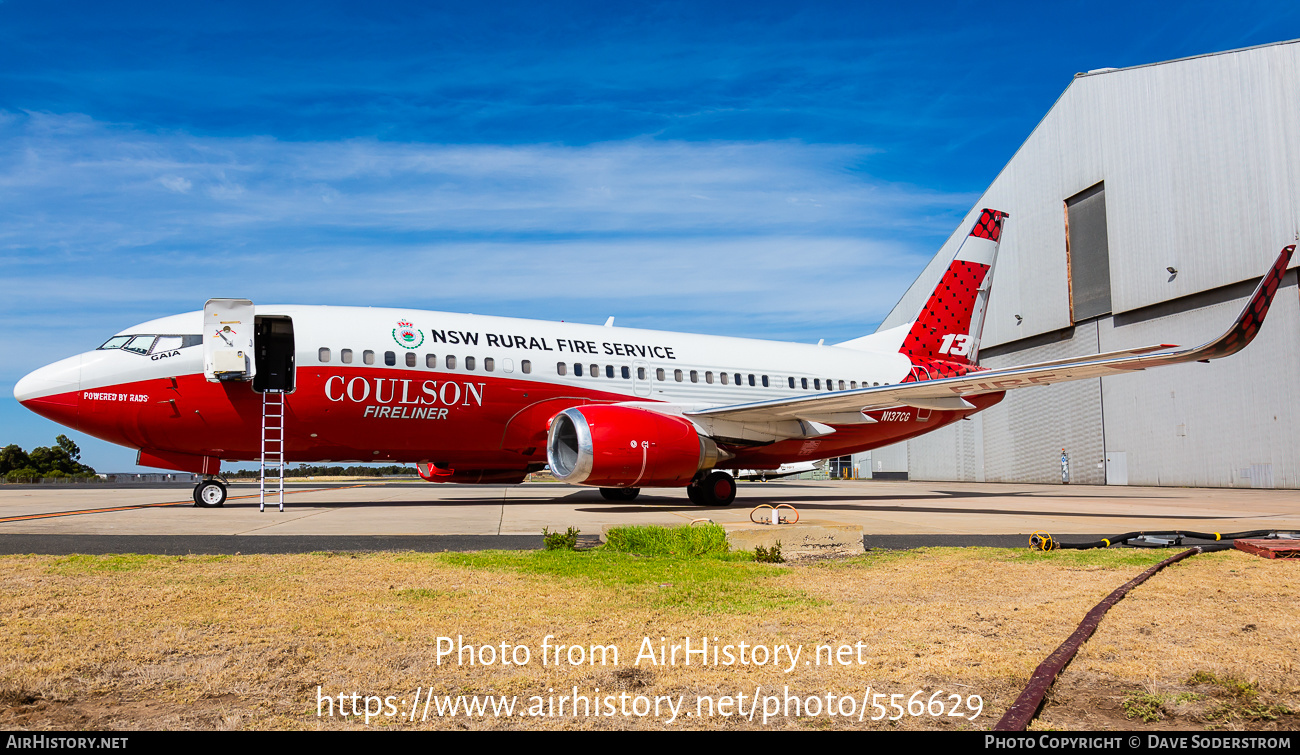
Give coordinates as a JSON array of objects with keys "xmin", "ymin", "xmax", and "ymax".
[{"xmin": 1030, "ymin": 529, "xmax": 1297, "ymax": 551}]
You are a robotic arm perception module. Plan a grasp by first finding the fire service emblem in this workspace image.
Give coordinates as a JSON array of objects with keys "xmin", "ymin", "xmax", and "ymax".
[{"xmin": 392, "ymin": 320, "xmax": 424, "ymax": 349}]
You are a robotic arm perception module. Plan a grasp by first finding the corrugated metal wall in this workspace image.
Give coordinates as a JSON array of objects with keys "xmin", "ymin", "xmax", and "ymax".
[{"xmin": 878, "ymin": 40, "xmax": 1300, "ymax": 488}]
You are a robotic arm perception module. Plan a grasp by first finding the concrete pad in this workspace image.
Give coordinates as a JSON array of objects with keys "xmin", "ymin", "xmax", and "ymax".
[
  {"xmin": 1, "ymin": 480, "xmax": 1298, "ymax": 545},
  {"xmin": 723, "ymin": 519, "xmax": 865, "ymax": 561}
]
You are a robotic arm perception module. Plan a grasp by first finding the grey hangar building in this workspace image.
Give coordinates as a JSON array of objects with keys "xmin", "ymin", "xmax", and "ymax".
[{"xmin": 849, "ymin": 39, "xmax": 1300, "ymax": 489}]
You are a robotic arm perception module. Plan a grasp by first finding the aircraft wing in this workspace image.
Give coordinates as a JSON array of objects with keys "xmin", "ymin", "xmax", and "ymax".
[{"xmin": 687, "ymin": 244, "xmax": 1294, "ymax": 426}]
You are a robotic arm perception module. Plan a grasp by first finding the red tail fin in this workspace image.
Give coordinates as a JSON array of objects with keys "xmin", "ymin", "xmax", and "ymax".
[{"xmin": 900, "ymin": 209, "xmax": 1008, "ymax": 367}]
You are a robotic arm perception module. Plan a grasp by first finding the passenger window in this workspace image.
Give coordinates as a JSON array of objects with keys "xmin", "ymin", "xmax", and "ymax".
[
  {"xmin": 363, "ymin": 350, "xmax": 375, "ymax": 365},
  {"xmin": 406, "ymin": 352, "xmax": 416, "ymax": 367},
  {"xmin": 557, "ymin": 362, "xmax": 568, "ymax": 376},
  {"xmin": 706, "ymin": 371, "xmax": 714, "ymax": 384},
  {"xmin": 720, "ymin": 372, "xmax": 729, "ymax": 385},
  {"xmin": 801, "ymin": 377, "xmax": 808, "ymax": 389},
  {"xmin": 605, "ymin": 365, "xmax": 614, "ymax": 378},
  {"xmin": 674, "ymin": 369, "xmax": 683, "ymax": 382},
  {"xmin": 384, "ymin": 351, "xmax": 396, "ymax": 366},
  {"xmin": 637, "ymin": 367, "xmax": 646, "ymax": 380},
  {"xmin": 690, "ymin": 370, "xmax": 698, "ymax": 383},
  {"xmin": 621, "ymin": 366, "xmax": 630, "ymax": 379},
  {"xmin": 574, "ymin": 363, "xmax": 583, "ymax": 377},
  {"xmin": 762, "ymin": 375, "xmax": 769, "ymax": 387},
  {"xmin": 503, "ymin": 358, "xmax": 515, "ymax": 373},
  {"xmin": 446, "ymin": 355, "xmax": 456, "ymax": 369},
  {"xmin": 484, "ymin": 358, "xmax": 495, "ymax": 372},
  {"xmin": 521, "ymin": 360, "xmax": 531, "ymax": 374},
  {"xmin": 814, "ymin": 378, "xmax": 821, "ymax": 390},
  {"xmin": 319, "ymin": 348, "xmax": 331, "ymax": 363},
  {"xmin": 748, "ymin": 374, "xmax": 755, "ymax": 387},
  {"xmin": 342, "ymin": 349, "xmax": 353, "ymax": 364},
  {"xmin": 734, "ymin": 373, "xmax": 741, "ymax": 386},
  {"xmin": 656, "ymin": 368, "xmax": 665, "ymax": 381},
  {"xmin": 851, "ymin": 381, "xmax": 857, "ymax": 389},
  {"xmin": 426, "ymin": 354, "xmax": 437, "ymax": 368},
  {"xmin": 590, "ymin": 364, "xmax": 598, "ymax": 377},
  {"xmin": 466, "ymin": 356, "xmax": 476, "ymax": 371},
  {"xmin": 839, "ymin": 380, "xmax": 846, "ymax": 390}
]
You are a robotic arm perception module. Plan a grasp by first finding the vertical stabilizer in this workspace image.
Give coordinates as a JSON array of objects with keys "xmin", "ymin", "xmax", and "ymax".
[{"xmin": 899, "ymin": 209, "xmax": 1008, "ymax": 367}]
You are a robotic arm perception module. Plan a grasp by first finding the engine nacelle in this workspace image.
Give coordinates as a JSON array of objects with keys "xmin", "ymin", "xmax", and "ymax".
[{"xmin": 546, "ymin": 405, "xmax": 721, "ymax": 488}]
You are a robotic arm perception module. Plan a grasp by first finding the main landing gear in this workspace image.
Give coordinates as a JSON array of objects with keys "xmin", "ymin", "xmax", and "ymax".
[
  {"xmin": 687, "ymin": 470, "xmax": 737, "ymax": 507},
  {"xmin": 600, "ymin": 487, "xmax": 641, "ymax": 501},
  {"xmin": 193, "ymin": 477, "xmax": 228, "ymax": 508}
]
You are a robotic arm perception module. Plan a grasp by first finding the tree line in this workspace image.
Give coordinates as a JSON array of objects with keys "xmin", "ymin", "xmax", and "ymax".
[
  {"xmin": 1, "ymin": 436, "xmax": 97, "ymax": 480},
  {"xmin": 224, "ymin": 464, "xmax": 418, "ymax": 478}
]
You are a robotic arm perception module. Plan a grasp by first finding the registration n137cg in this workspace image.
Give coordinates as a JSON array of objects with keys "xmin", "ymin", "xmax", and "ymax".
[{"xmin": 15, "ymin": 211, "xmax": 1295, "ymax": 508}]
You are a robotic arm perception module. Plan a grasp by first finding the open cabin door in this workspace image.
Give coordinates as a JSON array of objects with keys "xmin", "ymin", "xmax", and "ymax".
[
  {"xmin": 203, "ymin": 299, "xmax": 256, "ymax": 382},
  {"xmin": 253, "ymin": 315, "xmax": 295, "ymax": 393}
]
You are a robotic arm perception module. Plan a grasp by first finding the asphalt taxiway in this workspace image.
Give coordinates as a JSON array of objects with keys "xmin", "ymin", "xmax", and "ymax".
[{"xmin": 1, "ymin": 479, "xmax": 1297, "ymax": 554}]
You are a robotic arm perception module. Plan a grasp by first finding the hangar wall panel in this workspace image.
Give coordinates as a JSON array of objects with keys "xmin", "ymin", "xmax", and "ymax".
[
  {"xmin": 1098, "ymin": 46, "xmax": 1300, "ymax": 313},
  {"xmin": 907, "ymin": 411, "xmax": 981, "ymax": 482},
  {"xmin": 869, "ymin": 441, "xmax": 908, "ymax": 476},
  {"xmin": 976, "ymin": 320, "xmax": 1106, "ymax": 485}
]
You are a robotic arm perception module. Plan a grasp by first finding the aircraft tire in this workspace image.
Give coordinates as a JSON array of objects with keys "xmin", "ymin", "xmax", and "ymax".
[
  {"xmin": 194, "ymin": 480, "xmax": 227, "ymax": 508},
  {"xmin": 702, "ymin": 471, "xmax": 737, "ymax": 506},
  {"xmin": 600, "ymin": 487, "xmax": 640, "ymax": 501},
  {"xmin": 688, "ymin": 471, "xmax": 736, "ymax": 506}
]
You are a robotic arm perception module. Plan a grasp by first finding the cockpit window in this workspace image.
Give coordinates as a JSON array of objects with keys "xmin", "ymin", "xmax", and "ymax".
[
  {"xmin": 121, "ymin": 335, "xmax": 157, "ymax": 355},
  {"xmin": 103, "ymin": 334, "xmax": 202, "ymax": 355},
  {"xmin": 154, "ymin": 336, "xmax": 184, "ymax": 353}
]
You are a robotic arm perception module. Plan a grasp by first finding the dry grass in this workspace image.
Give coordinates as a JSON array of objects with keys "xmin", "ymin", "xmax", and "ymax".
[{"xmin": 0, "ymin": 547, "xmax": 1296, "ymax": 730}]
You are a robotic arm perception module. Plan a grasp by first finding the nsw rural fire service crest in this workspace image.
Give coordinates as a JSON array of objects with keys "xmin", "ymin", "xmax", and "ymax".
[{"xmin": 392, "ymin": 320, "xmax": 424, "ymax": 349}]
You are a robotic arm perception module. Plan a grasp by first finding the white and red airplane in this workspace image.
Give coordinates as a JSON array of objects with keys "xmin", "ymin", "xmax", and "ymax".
[{"xmin": 14, "ymin": 210, "xmax": 1295, "ymax": 509}]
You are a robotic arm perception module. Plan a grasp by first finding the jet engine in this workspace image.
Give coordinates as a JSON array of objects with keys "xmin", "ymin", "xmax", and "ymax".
[{"xmin": 546, "ymin": 405, "xmax": 723, "ymax": 488}]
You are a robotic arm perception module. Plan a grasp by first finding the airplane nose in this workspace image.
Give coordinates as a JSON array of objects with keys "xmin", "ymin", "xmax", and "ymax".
[{"xmin": 14, "ymin": 355, "xmax": 83, "ymax": 429}]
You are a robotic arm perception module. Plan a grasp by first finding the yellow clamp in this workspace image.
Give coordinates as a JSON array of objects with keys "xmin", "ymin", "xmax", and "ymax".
[{"xmin": 1029, "ymin": 531, "xmax": 1056, "ymax": 551}]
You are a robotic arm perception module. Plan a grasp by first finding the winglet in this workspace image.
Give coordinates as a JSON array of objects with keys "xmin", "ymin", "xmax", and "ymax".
[{"xmin": 1185, "ymin": 244, "xmax": 1293, "ymax": 362}]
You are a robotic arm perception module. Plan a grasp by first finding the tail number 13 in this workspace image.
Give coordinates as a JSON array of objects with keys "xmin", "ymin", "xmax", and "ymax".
[{"xmin": 939, "ymin": 333, "xmax": 974, "ymax": 357}]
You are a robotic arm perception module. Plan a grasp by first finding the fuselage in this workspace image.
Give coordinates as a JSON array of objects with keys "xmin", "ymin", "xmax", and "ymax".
[{"xmin": 14, "ymin": 305, "xmax": 1002, "ymax": 476}]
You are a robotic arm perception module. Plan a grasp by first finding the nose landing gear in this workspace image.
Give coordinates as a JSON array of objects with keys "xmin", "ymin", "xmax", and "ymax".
[{"xmin": 194, "ymin": 478, "xmax": 228, "ymax": 508}]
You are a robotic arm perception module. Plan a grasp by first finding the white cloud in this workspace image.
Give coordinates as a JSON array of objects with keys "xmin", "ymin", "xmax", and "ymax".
[
  {"xmin": 0, "ymin": 110, "xmax": 975, "ymax": 382},
  {"xmin": 159, "ymin": 175, "xmax": 192, "ymax": 193}
]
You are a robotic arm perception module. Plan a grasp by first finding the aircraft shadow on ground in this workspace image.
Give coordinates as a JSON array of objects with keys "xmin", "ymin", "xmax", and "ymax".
[{"xmin": 216, "ymin": 490, "xmax": 1232, "ymax": 519}]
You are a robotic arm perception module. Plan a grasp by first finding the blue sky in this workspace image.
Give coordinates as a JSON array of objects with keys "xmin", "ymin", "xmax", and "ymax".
[{"xmin": 2, "ymin": 0, "xmax": 1298, "ymax": 471}]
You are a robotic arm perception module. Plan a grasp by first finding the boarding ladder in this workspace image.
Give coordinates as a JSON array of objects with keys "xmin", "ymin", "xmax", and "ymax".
[{"xmin": 260, "ymin": 390, "xmax": 286, "ymax": 512}]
